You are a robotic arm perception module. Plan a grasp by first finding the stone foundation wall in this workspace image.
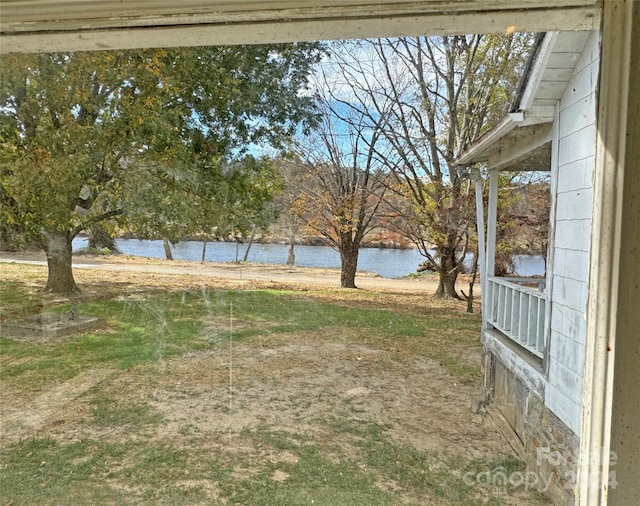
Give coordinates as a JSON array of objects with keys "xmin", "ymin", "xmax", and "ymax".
[{"xmin": 488, "ymin": 354, "xmax": 580, "ymax": 505}]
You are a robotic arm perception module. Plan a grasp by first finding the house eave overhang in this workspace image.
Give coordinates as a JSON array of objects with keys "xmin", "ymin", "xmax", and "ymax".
[
  {"xmin": 453, "ymin": 115, "xmax": 517, "ymax": 165},
  {"xmin": 455, "ymin": 116, "xmax": 553, "ymax": 171},
  {"xmin": 0, "ymin": 0, "xmax": 601, "ymax": 54},
  {"xmin": 455, "ymin": 115, "xmax": 519, "ymax": 167},
  {"xmin": 454, "ymin": 29, "xmax": 593, "ymax": 171}
]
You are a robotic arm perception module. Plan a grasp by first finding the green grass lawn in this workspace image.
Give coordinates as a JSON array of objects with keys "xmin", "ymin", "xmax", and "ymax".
[
  {"xmin": 0, "ymin": 276, "xmax": 548, "ymax": 505},
  {"xmin": 0, "ymin": 287, "xmax": 481, "ymax": 393}
]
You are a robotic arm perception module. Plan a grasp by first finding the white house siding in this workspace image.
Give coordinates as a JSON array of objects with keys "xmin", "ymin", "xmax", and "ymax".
[{"xmin": 546, "ymin": 31, "xmax": 600, "ymax": 435}]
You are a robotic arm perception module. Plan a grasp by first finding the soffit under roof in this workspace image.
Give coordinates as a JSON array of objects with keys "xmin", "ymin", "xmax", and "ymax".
[
  {"xmin": 0, "ymin": 0, "xmax": 600, "ymax": 53},
  {"xmin": 518, "ymin": 30, "xmax": 593, "ymax": 113},
  {"xmin": 454, "ymin": 29, "xmax": 592, "ymax": 170},
  {"xmin": 490, "ymin": 137, "xmax": 552, "ymax": 172},
  {"xmin": 463, "ymin": 121, "xmax": 553, "ymax": 171}
]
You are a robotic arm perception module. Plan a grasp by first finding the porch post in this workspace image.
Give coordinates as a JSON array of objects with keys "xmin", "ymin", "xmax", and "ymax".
[
  {"xmin": 485, "ymin": 169, "xmax": 499, "ymax": 279},
  {"xmin": 578, "ymin": 0, "xmax": 639, "ymax": 504},
  {"xmin": 474, "ymin": 176, "xmax": 487, "ymax": 317},
  {"xmin": 543, "ymin": 104, "xmax": 560, "ymax": 373}
]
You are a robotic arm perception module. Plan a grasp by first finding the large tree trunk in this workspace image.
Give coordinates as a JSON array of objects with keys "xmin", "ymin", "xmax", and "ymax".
[
  {"xmin": 434, "ymin": 246, "xmax": 461, "ymax": 299},
  {"xmin": 435, "ymin": 269, "xmax": 460, "ymax": 299},
  {"xmin": 43, "ymin": 231, "xmax": 79, "ymax": 294},
  {"xmin": 340, "ymin": 245, "xmax": 359, "ymax": 289}
]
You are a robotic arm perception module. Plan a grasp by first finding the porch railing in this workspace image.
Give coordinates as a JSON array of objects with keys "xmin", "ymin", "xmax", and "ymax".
[{"xmin": 485, "ymin": 276, "xmax": 547, "ymax": 358}]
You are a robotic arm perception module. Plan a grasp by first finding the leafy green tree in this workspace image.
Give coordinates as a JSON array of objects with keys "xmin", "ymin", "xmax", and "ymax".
[
  {"xmin": 185, "ymin": 153, "xmax": 282, "ymax": 263},
  {"xmin": 0, "ymin": 44, "xmax": 323, "ymax": 293}
]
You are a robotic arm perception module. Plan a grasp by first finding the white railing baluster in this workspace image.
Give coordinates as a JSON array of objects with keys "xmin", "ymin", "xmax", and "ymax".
[
  {"xmin": 528, "ymin": 297, "xmax": 538, "ymax": 347},
  {"xmin": 485, "ymin": 277, "xmax": 547, "ymax": 359},
  {"xmin": 491, "ymin": 281, "xmax": 498, "ymax": 322},
  {"xmin": 504, "ymin": 285, "xmax": 512, "ymax": 331},
  {"xmin": 537, "ymin": 299, "xmax": 546, "ymax": 352},
  {"xmin": 519, "ymin": 292, "xmax": 529, "ymax": 343},
  {"xmin": 497, "ymin": 284, "xmax": 504, "ymax": 326},
  {"xmin": 516, "ymin": 292, "xmax": 522, "ymax": 343}
]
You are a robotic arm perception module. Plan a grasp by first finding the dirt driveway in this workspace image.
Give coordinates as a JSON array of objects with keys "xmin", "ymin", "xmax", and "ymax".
[{"xmin": 0, "ymin": 250, "xmax": 466, "ymax": 294}]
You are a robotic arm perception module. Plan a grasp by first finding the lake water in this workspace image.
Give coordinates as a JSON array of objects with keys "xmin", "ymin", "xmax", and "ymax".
[{"xmin": 72, "ymin": 237, "xmax": 545, "ymax": 279}]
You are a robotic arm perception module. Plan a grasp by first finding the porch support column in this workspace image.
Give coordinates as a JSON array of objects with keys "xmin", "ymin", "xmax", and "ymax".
[
  {"xmin": 579, "ymin": 0, "xmax": 640, "ymax": 504},
  {"xmin": 474, "ymin": 174, "xmax": 487, "ymax": 317},
  {"xmin": 485, "ymin": 169, "xmax": 499, "ymax": 280}
]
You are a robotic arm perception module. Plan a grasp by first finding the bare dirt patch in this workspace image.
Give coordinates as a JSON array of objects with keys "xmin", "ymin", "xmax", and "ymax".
[
  {"xmin": 125, "ymin": 337, "xmax": 503, "ymax": 459},
  {"xmin": 1, "ymin": 368, "xmax": 113, "ymax": 445},
  {"xmin": 3, "ymin": 334, "xmax": 547, "ymax": 503}
]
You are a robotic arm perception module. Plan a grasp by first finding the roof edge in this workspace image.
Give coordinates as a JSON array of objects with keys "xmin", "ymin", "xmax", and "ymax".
[{"xmin": 454, "ymin": 115, "xmax": 518, "ymax": 165}]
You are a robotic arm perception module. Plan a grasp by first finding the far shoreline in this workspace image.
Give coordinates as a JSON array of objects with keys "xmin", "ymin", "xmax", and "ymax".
[{"xmin": 1, "ymin": 249, "xmax": 475, "ymax": 296}]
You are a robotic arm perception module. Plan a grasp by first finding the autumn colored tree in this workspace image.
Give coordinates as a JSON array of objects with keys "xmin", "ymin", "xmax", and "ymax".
[
  {"xmin": 324, "ymin": 35, "xmax": 533, "ymax": 297},
  {"xmin": 0, "ymin": 44, "xmax": 323, "ymax": 293},
  {"xmin": 494, "ymin": 172, "xmax": 551, "ymax": 275},
  {"xmin": 292, "ymin": 61, "xmax": 395, "ymax": 288}
]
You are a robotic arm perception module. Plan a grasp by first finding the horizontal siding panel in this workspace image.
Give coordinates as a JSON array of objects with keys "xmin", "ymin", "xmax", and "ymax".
[
  {"xmin": 560, "ymin": 62, "xmax": 598, "ymax": 109},
  {"xmin": 545, "ymin": 383, "xmax": 581, "ymax": 435},
  {"xmin": 549, "ymin": 330, "xmax": 586, "ymax": 374},
  {"xmin": 549, "ymin": 360, "xmax": 584, "ymax": 400},
  {"xmin": 555, "ymin": 188, "xmax": 594, "ymax": 221},
  {"xmin": 554, "ymin": 219, "xmax": 592, "ymax": 251},
  {"xmin": 560, "ymin": 306, "xmax": 587, "ymax": 345},
  {"xmin": 558, "ymin": 125, "xmax": 597, "ymax": 166},
  {"xmin": 558, "ymin": 96, "xmax": 596, "ymax": 138},
  {"xmin": 552, "ymin": 275, "xmax": 586, "ymax": 312},
  {"xmin": 561, "ymin": 248, "xmax": 590, "ymax": 282},
  {"xmin": 557, "ymin": 157, "xmax": 593, "ymax": 193}
]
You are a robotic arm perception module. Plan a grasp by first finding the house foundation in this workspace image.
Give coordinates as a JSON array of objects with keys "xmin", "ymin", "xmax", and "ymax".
[{"xmin": 486, "ymin": 352, "xmax": 580, "ymax": 505}]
